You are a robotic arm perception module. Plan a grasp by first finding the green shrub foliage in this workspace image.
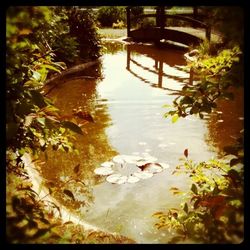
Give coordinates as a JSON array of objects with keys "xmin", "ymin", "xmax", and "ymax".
[
  {"xmin": 68, "ymin": 8, "xmax": 101, "ymax": 60},
  {"xmin": 97, "ymin": 6, "xmax": 126, "ymax": 27}
]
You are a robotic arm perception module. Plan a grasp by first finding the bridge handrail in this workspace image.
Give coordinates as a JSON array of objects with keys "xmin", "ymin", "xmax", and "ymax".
[{"xmin": 130, "ymin": 13, "xmax": 208, "ymax": 29}]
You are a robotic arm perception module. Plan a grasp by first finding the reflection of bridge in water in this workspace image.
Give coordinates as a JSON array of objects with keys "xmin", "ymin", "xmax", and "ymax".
[
  {"xmin": 126, "ymin": 7, "xmax": 222, "ymax": 46},
  {"xmin": 126, "ymin": 44, "xmax": 193, "ymax": 90}
]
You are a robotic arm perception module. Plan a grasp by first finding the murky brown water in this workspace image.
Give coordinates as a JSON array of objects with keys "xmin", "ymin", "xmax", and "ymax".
[{"xmin": 41, "ymin": 42, "xmax": 243, "ymax": 243}]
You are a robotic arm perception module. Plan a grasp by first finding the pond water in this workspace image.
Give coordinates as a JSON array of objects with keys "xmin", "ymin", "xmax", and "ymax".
[{"xmin": 41, "ymin": 42, "xmax": 243, "ymax": 243}]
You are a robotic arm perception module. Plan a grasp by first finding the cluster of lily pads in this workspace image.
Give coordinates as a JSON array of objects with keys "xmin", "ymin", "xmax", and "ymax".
[{"xmin": 94, "ymin": 154, "xmax": 169, "ymax": 184}]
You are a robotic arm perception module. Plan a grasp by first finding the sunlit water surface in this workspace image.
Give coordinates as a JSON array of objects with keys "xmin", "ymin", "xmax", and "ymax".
[{"xmin": 41, "ymin": 42, "xmax": 243, "ymax": 243}]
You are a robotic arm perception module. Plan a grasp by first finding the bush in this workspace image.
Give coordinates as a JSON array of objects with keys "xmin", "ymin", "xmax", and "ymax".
[
  {"xmin": 138, "ymin": 18, "xmax": 155, "ymax": 29},
  {"xmin": 68, "ymin": 8, "xmax": 101, "ymax": 60},
  {"xmin": 130, "ymin": 6, "xmax": 144, "ymax": 28},
  {"xmin": 97, "ymin": 6, "xmax": 126, "ymax": 27}
]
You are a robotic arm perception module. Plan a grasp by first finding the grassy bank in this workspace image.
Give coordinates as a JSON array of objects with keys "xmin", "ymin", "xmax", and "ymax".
[{"xmin": 98, "ymin": 28, "xmax": 127, "ymax": 39}]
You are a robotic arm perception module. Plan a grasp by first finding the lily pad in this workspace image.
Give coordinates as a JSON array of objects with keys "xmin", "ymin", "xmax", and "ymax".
[
  {"xmin": 101, "ymin": 161, "xmax": 115, "ymax": 168},
  {"xmin": 127, "ymin": 175, "xmax": 140, "ymax": 183},
  {"xmin": 112, "ymin": 155, "xmax": 126, "ymax": 164},
  {"xmin": 106, "ymin": 174, "xmax": 127, "ymax": 184},
  {"xmin": 113, "ymin": 155, "xmax": 142, "ymax": 164},
  {"xmin": 94, "ymin": 167, "xmax": 114, "ymax": 176},
  {"xmin": 140, "ymin": 163, "xmax": 163, "ymax": 173},
  {"xmin": 123, "ymin": 155, "xmax": 143, "ymax": 164},
  {"xmin": 133, "ymin": 171, "xmax": 153, "ymax": 179},
  {"xmin": 144, "ymin": 156, "xmax": 157, "ymax": 162}
]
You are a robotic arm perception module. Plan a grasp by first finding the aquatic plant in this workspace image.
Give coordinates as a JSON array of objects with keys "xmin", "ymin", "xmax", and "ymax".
[{"xmin": 94, "ymin": 154, "xmax": 170, "ymax": 184}]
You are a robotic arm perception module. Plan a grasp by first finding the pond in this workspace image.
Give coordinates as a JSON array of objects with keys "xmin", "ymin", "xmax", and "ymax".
[{"xmin": 40, "ymin": 41, "xmax": 243, "ymax": 243}]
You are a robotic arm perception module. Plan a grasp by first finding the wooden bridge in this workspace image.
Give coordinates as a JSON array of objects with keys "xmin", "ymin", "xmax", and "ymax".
[{"xmin": 126, "ymin": 7, "xmax": 219, "ymax": 47}]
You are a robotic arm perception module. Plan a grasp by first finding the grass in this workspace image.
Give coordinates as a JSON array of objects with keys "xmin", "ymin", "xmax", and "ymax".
[{"xmin": 98, "ymin": 28, "xmax": 127, "ymax": 39}]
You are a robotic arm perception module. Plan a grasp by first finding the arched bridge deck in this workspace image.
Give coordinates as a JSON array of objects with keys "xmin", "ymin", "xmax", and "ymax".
[{"xmin": 126, "ymin": 7, "xmax": 222, "ymax": 46}]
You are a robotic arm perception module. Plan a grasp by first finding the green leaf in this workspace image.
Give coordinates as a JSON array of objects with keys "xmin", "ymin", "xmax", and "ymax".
[
  {"xmin": 183, "ymin": 203, "xmax": 188, "ymax": 213},
  {"xmin": 32, "ymin": 71, "xmax": 41, "ymax": 81},
  {"xmin": 63, "ymin": 189, "xmax": 75, "ymax": 201},
  {"xmin": 61, "ymin": 121, "xmax": 83, "ymax": 135},
  {"xmin": 36, "ymin": 117, "xmax": 45, "ymax": 126},
  {"xmin": 191, "ymin": 183, "xmax": 198, "ymax": 194},
  {"xmin": 43, "ymin": 64, "xmax": 61, "ymax": 73},
  {"xmin": 172, "ymin": 114, "xmax": 179, "ymax": 123}
]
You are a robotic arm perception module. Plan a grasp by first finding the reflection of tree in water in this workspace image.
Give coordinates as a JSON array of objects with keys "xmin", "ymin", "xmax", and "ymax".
[
  {"xmin": 39, "ymin": 65, "xmax": 117, "ymax": 215},
  {"xmin": 205, "ymin": 86, "xmax": 244, "ymax": 156},
  {"xmin": 102, "ymin": 41, "xmax": 125, "ymax": 54}
]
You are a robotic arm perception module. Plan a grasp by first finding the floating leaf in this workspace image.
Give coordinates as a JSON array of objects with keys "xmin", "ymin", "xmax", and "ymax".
[
  {"xmin": 63, "ymin": 189, "xmax": 75, "ymax": 201},
  {"xmin": 101, "ymin": 161, "xmax": 114, "ymax": 168},
  {"xmin": 139, "ymin": 163, "xmax": 163, "ymax": 173},
  {"xmin": 127, "ymin": 175, "xmax": 140, "ymax": 183},
  {"xmin": 73, "ymin": 164, "xmax": 80, "ymax": 174},
  {"xmin": 94, "ymin": 167, "xmax": 114, "ymax": 176},
  {"xmin": 106, "ymin": 174, "xmax": 127, "ymax": 184},
  {"xmin": 112, "ymin": 155, "xmax": 126, "ymax": 164}
]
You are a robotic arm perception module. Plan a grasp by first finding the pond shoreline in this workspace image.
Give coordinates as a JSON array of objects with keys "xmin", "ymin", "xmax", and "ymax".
[{"xmin": 22, "ymin": 153, "xmax": 136, "ymax": 243}]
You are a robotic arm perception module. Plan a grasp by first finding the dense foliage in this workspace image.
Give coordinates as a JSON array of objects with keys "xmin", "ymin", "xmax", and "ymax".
[
  {"xmin": 6, "ymin": 6, "xmax": 101, "ymax": 243},
  {"xmin": 97, "ymin": 6, "xmax": 126, "ymax": 27},
  {"xmin": 67, "ymin": 7, "xmax": 101, "ymax": 60},
  {"xmin": 154, "ymin": 7, "xmax": 244, "ymax": 243},
  {"xmin": 153, "ymin": 149, "xmax": 243, "ymax": 243}
]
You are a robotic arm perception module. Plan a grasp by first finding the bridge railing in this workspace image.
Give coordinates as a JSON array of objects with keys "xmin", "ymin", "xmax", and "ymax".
[{"xmin": 126, "ymin": 7, "xmax": 211, "ymax": 42}]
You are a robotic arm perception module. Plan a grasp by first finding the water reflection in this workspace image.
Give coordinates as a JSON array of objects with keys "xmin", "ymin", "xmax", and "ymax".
[
  {"xmin": 205, "ymin": 86, "xmax": 244, "ymax": 156},
  {"xmin": 40, "ymin": 41, "xmax": 237, "ymax": 243},
  {"xmin": 126, "ymin": 44, "xmax": 191, "ymax": 90},
  {"xmin": 40, "ymin": 75, "xmax": 118, "ymax": 215}
]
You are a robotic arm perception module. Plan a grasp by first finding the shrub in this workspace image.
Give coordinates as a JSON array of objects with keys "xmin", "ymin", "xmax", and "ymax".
[
  {"xmin": 67, "ymin": 8, "xmax": 101, "ymax": 60},
  {"xmin": 97, "ymin": 6, "xmax": 126, "ymax": 27}
]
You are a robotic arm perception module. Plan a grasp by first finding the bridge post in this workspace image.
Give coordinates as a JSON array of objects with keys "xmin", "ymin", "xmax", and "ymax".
[
  {"xmin": 159, "ymin": 6, "xmax": 165, "ymax": 40},
  {"xmin": 126, "ymin": 7, "xmax": 131, "ymax": 37},
  {"xmin": 193, "ymin": 7, "xmax": 198, "ymax": 28}
]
